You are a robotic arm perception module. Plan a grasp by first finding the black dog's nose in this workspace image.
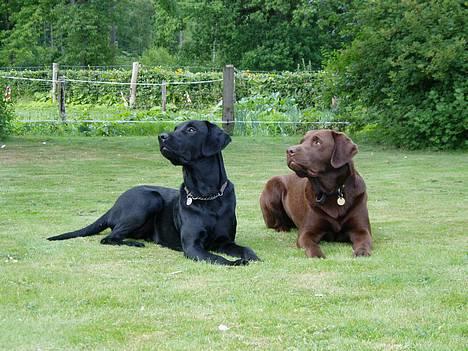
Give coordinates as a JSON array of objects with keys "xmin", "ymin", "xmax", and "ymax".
[{"xmin": 159, "ymin": 133, "xmax": 169, "ymax": 142}]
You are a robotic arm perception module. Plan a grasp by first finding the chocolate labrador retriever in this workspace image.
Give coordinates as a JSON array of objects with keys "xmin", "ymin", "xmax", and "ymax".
[
  {"xmin": 48, "ymin": 120, "xmax": 259, "ymax": 266},
  {"xmin": 260, "ymin": 129, "xmax": 372, "ymax": 258}
]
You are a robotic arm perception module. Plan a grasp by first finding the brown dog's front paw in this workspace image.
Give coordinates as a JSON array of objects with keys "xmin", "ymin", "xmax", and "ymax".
[
  {"xmin": 353, "ymin": 247, "xmax": 371, "ymax": 257},
  {"xmin": 305, "ymin": 247, "xmax": 326, "ymax": 259}
]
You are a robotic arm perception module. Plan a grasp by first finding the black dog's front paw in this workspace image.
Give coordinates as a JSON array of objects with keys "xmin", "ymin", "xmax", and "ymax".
[
  {"xmin": 243, "ymin": 249, "xmax": 261, "ymax": 262},
  {"xmin": 231, "ymin": 258, "xmax": 250, "ymax": 266},
  {"xmin": 126, "ymin": 241, "xmax": 146, "ymax": 248}
]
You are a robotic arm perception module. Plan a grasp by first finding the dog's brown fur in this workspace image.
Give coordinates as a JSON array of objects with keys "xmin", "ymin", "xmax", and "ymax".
[{"xmin": 260, "ymin": 130, "xmax": 372, "ymax": 258}]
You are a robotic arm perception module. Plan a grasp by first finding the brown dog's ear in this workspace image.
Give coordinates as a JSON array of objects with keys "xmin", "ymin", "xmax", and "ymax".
[
  {"xmin": 331, "ymin": 131, "xmax": 358, "ymax": 168},
  {"xmin": 202, "ymin": 121, "xmax": 232, "ymax": 157}
]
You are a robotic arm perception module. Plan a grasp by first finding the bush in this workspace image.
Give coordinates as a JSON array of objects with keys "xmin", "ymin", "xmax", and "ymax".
[
  {"xmin": 140, "ymin": 47, "xmax": 177, "ymax": 66},
  {"xmin": 0, "ymin": 97, "xmax": 14, "ymax": 139},
  {"xmin": 0, "ymin": 67, "xmax": 320, "ymax": 112},
  {"xmin": 321, "ymin": 0, "xmax": 467, "ymax": 149}
]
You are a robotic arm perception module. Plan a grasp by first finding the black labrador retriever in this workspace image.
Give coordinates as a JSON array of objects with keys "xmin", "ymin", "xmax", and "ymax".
[{"xmin": 48, "ymin": 120, "xmax": 260, "ymax": 266}]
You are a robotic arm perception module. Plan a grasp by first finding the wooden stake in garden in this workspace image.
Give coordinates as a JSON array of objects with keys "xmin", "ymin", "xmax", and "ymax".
[
  {"xmin": 129, "ymin": 61, "xmax": 139, "ymax": 109},
  {"xmin": 222, "ymin": 64, "xmax": 235, "ymax": 134},
  {"xmin": 57, "ymin": 75, "xmax": 66, "ymax": 122},
  {"xmin": 52, "ymin": 62, "xmax": 59, "ymax": 103},
  {"xmin": 162, "ymin": 81, "xmax": 167, "ymax": 112}
]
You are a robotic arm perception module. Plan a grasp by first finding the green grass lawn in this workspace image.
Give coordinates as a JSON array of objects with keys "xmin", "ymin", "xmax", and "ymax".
[{"xmin": 0, "ymin": 135, "xmax": 466, "ymax": 350}]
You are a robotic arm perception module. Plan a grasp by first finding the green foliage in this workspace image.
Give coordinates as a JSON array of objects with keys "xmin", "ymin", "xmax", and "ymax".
[
  {"xmin": 322, "ymin": 0, "xmax": 467, "ymax": 149},
  {"xmin": 152, "ymin": 0, "xmax": 182, "ymax": 52},
  {"xmin": 0, "ymin": 2, "xmax": 55, "ymax": 66},
  {"xmin": 235, "ymin": 93, "xmax": 302, "ymax": 136},
  {"xmin": 0, "ymin": 0, "xmax": 153, "ymax": 66},
  {"xmin": 13, "ymin": 120, "xmax": 174, "ymax": 137},
  {"xmin": 234, "ymin": 93, "xmax": 347, "ymax": 136},
  {"xmin": 11, "ymin": 101, "xmax": 215, "ymax": 137},
  {"xmin": 53, "ymin": 1, "xmax": 118, "ymax": 65},
  {"xmin": 236, "ymin": 70, "xmax": 318, "ymax": 109},
  {"xmin": 0, "ymin": 0, "xmax": 354, "ymax": 69},
  {"xmin": 0, "ymin": 96, "xmax": 14, "ymax": 138},
  {"xmin": 4, "ymin": 67, "xmax": 351, "ymax": 137},
  {"xmin": 1, "ymin": 67, "xmax": 321, "ymax": 111},
  {"xmin": 115, "ymin": 0, "xmax": 154, "ymax": 56},
  {"xmin": 180, "ymin": 0, "xmax": 353, "ymax": 70},
  {"xmin": 0, "ymin": 67, "xmax": 223, "ymax": 109},
  {"xmin": 140, "ymin": 47, "xmax": 177, "ymax": 67}
]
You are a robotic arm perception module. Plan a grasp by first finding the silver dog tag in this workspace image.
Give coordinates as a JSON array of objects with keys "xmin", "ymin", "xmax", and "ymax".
[
  {"xmin": 337, "ymin": 196, "xmax": 346, "ymax": 206},
  {"xmin": 186, "ymin": 196, "xmax": 193, "ymax": 206}
]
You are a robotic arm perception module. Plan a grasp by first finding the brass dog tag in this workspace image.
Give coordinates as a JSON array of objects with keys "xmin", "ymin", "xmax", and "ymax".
[
  {"xmin": 186, "ymin": 196, "xmax": 193, "ymax": 206},
  {"xmin": 337, "ymin": 196, "xmax": 346, "ymax": 206}
]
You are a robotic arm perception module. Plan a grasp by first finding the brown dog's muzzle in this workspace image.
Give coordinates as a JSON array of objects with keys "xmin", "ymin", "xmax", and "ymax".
[
  {"xmin": 286, "ymin": 145, "xmax": 309, "ymax": 177},
  {"xmin": 287, "ymin": 143, "xmax": 323, "ymax": 178}
]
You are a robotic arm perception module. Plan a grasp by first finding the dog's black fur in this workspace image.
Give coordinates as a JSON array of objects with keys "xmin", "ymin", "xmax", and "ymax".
[{"xmin": 48, "ymin": 120, "xmax": 259, "ymax": 266}]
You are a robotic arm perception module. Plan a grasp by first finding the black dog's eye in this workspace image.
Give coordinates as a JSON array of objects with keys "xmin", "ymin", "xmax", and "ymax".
[{"xmin": 186, "ymin": 127, "xmax": 197, "ymax": 134}]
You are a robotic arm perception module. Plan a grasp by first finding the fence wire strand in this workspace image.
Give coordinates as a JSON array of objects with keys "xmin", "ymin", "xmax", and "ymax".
[
  {"xmin": 0, "ymin": 74, "xmax": 223, "ymax": 86},
  {"xmin": 1, "ymin": 67, "xmax": 349, "ymax": 135}
]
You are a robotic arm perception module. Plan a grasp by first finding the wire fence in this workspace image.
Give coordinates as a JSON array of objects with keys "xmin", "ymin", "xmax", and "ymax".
[{"xmin": 1, "ymin": 65, "xmax": 348, "ymax": 136}]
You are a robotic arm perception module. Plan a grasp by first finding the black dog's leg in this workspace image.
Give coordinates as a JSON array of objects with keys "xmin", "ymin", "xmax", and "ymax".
[
  {"xmin": 181, "ymin": 234, "xmax": 248, "ymax": 266},
  {"xmin": 99, "ymin": 188, "xmax": 166, "ymax": 248},
  {"xmin": 100, "ymin": 224, "xmax": 145, "ymax": 247},
  {"xmin": 216, "ymin": 243, "xmax": 260, "ymax": 262},
  {"xmin": 184, "ymin": 244, "xmax": 248, "ymax": 265}
]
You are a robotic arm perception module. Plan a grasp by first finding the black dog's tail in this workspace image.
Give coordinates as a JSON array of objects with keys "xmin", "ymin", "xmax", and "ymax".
[{"xmin": 47, "ymin": 211, "xmax": 110, "ymax": 241}]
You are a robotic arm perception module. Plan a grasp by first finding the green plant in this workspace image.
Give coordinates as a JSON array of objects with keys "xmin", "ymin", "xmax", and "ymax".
[
  {"xmin": 321, "ymin": 0, "xmax": 467, "ymax": 149},
  {"xmin": 235, "ymin": 93, "xmax": 301, "ymax": 136},
  {"xmin": 0, "ymin": 97, "xmax": 14, "ymax": 139},
  {"xmin": 140, "ymin": 47, "xmax": 177, "ymax": 66}
]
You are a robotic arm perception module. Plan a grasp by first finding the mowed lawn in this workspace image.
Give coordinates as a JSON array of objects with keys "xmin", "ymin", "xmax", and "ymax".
[{"xmin": 0, "ymin": 135, "xmax": 466, "ymax": 351}]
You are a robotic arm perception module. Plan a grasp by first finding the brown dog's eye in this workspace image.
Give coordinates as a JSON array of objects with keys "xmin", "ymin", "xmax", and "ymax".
[{"xmin": 312, "ymin": 137, "xmax": 321, "ymax": 145}]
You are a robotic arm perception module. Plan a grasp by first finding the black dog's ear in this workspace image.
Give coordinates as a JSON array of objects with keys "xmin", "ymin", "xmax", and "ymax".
[
  {"xmin": 202, "ymin": 121, "xmax": 231, "ymax": 157},
  {"xmin": 331, "ymin": 131, "xmax": 358, "ymax": 168}
]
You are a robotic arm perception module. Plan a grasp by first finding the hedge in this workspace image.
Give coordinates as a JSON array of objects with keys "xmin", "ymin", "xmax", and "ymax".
[{"xmin": 0, "ymin": 67, "xmax": 319, "ymax": 110}]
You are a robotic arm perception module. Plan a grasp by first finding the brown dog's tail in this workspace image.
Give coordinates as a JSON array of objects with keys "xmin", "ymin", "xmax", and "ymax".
[{"xmin": 47, "ymin": 211, "xmax": 110, "ymax": 241}]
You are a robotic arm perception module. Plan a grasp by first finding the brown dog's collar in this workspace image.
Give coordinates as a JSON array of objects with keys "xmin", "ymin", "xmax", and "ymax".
[
  {"xmin": 184, "ymin": 181, "xmax": 228, "ymax": 206},
  {"xmin": 312, "ymin": 178, "xmax": 346, "ymax": 206}
]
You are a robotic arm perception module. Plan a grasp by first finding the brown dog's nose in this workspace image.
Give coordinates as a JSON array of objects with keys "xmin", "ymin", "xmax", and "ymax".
[{"xmin": 287, "ymin": 147, "xmax": 297, "ymax": 155}]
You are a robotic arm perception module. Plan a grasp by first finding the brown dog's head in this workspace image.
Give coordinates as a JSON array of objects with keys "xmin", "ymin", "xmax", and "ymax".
[{"xmin": 286, "ymin": 129, "xmax": 357, "ymax": 177}]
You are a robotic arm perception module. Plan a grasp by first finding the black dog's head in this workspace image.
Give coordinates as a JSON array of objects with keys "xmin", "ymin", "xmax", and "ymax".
[{"xmin": 158, "ymin": 120, "xmax": 231, "ymax": 165}]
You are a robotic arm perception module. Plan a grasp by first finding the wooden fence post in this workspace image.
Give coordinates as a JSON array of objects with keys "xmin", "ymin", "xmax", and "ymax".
[
  {"xmin": 161, "ymin": 81, "xmax": 167, "ymax": 112},
  {"xmin": 129, "ymin": 61, "xmax": 139, "ymax": 109},
  {"xmin": 222, "ymin": 64, "xmax": 235, "ymax": 134},
  {"xmin": 52, "ymin": 63, "xmax": 59, "ymax": 103},
  {"xmin": 57, "ymin": 76, "xmax": 66, "ymax": 122}
]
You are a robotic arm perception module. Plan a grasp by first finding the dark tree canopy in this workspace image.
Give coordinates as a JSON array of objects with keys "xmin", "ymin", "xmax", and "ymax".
[{"xmin": 0, "ymin": 0, "xmax": 354, "ymax": 69}]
